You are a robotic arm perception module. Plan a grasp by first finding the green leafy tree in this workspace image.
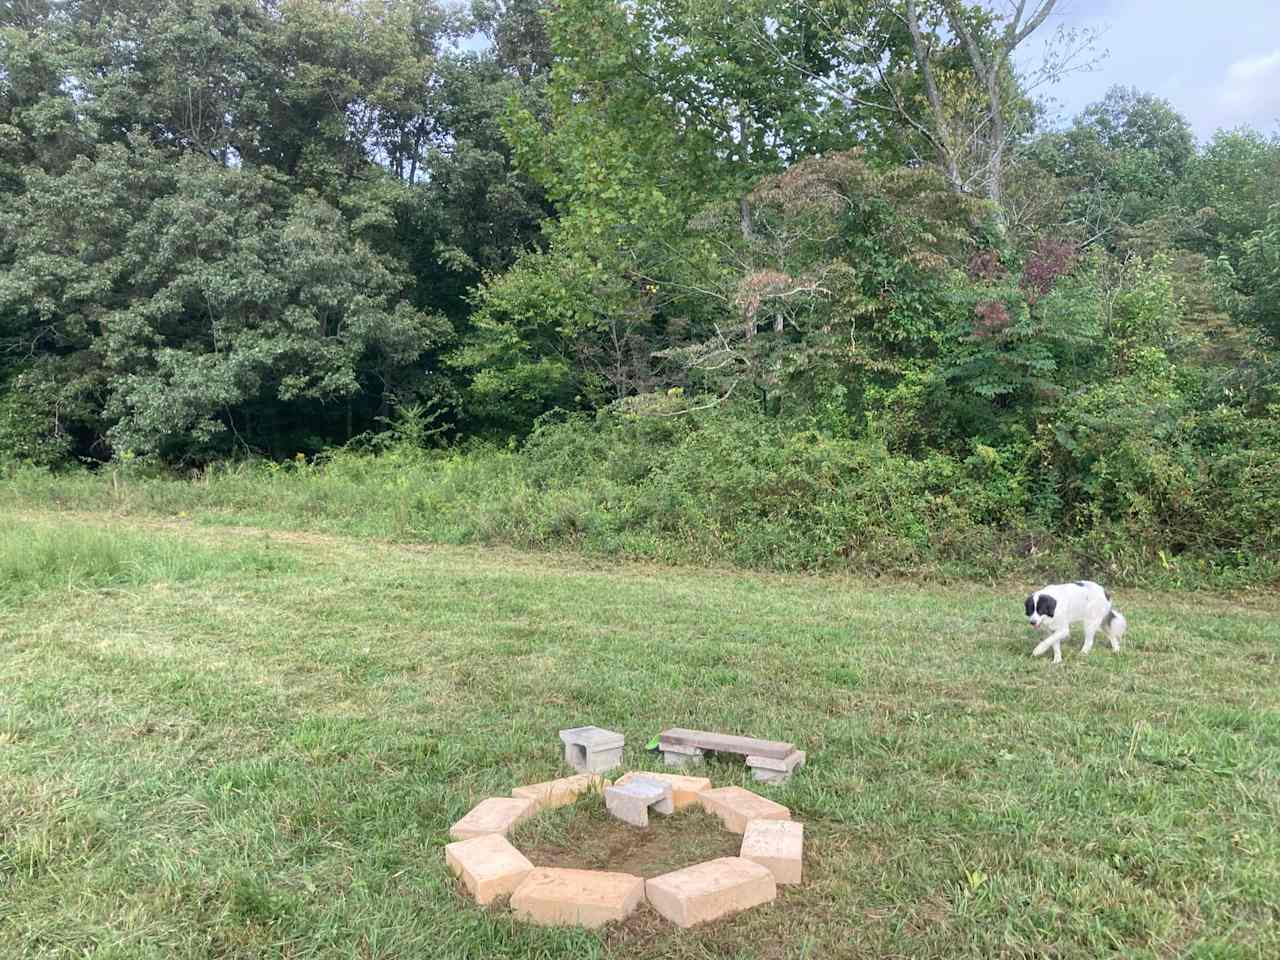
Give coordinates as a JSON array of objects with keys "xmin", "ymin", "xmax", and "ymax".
[
  {"xmin": 1176, "ymin": 127, "xmax": 1280, "ymax": 265},
  {"xmin": 459, "ymin": 0, "xmax": 870, "ymax": 430},
  {"xmin": 1237, "ymin": 205, "xmax": 1280, "ymax": 343},
  {"xmin": 1033, "ymin": 86, "xmax": 1196, "ymax": 239},
  {"xmin": 0, "ymin": 139, "xmax": 448, "ymax": 460},
  {"xmin": 405, "ymin": 49, "xmax": 551, "ymax": 324}
]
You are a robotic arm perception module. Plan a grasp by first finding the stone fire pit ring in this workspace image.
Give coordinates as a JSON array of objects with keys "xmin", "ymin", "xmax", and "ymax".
[{"xmin": 444, "ymin": 771, "xmax": 803, "ymax": 929}]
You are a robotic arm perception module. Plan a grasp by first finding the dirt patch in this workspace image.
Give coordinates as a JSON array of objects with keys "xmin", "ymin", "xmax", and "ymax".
[{"xmin": 516, "ymin": 805, "xmax": 741, "ymax": 879}]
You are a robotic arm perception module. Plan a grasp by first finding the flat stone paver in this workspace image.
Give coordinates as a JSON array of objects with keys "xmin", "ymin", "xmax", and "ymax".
[
  {"xmin": 604, "ymin": 778, "xmax": 674, "ymax": 827},
  {"xmin": 510, "ymin": 867, "xmax": 645, "ymax": 928},
  {"xmin": 512, "ymin": 774, "xmax": 609, "ymax": 811},
  {"xmin": 697, "ymin": 786, "xmax": 791, "ymax": 834},
  {"xmin": 444, "ymin": 833, "xmax": 534, "ymax": 904},
  {"xmin": 614, "ymin": 771, "xmax": 712, "ymax": 810},
  {"xmin": 645, "ymin": 856, "xmax": 776, "ymax": 928},
  {"xmin": 740, "ymin": 818, "xmax": 803, "ymax": 884},
  {"xmin": 449, "ymin": 796, "xmax": 537, "ymax": 841}
]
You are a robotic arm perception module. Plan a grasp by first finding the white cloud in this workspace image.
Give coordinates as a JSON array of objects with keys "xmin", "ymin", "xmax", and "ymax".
[{"xmin": 1217, "ymin": 49, "xmax": 1280, "ymax": 125}]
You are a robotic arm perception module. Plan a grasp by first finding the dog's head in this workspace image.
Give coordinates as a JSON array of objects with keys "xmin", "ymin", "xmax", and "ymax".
[{"xmin": 1024, "ymin": 591, "xmax": 1057, "ymax": 628}]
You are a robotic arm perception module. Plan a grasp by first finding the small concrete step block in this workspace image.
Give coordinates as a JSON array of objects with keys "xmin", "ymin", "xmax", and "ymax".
[
  {"xmin": 559, "ymin": 725, "xmax": 625, "ymax": 774},
  {"xmin": 510, "ymin": 867, "xmax": 645, "ymax": 929},
  {"xmin": 449, "ymin": 796, "xmax": 537, "ymax": 841},
  {"xmin": 645, "ymin": 856, "xmax": 777, "ymax": 928},
  {"xmin": 512, "ymin": 774, "xmax": 609, "ymax": 811},
  {"xmin": 697, "ymin": 786, "xmax": 791, "ymax": 834},
  {"xmin": 747, "ymin": 749, "xmax": 806, "ymax": 785},
  {"xmin": 740, "ymin": 819, "xmax": 803, "ymax": 884},
  {"xmin": 444, "ymin": 833, "xmax": 534, "ymax": 904},
  {"xmin": 604, "ymin": 778, "xmax": 674, "ymax": 827},
  {"xmin": 614, "ymin": 771, "xmax": 713, "ymax": 810}
]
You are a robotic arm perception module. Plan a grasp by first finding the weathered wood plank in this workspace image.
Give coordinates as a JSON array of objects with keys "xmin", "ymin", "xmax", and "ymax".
[{"xmin": 657, "ymin": 728, "xmax": 794, "ymax": 760}]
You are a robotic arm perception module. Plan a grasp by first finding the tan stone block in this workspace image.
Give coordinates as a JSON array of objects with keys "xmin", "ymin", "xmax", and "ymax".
[
  {"xmin": 697, "ymin": 786, "xmax": 790, "ymax": 834},
  {"xmin": 444, "ymin": 833, "xmax": 534, "ymax": 904},
  {"xmin": 510, "ymin": 867, "xmax": 645, "ymax": 929},
  {"xmin": 511, "ymin": 774, "xmax": 609, "ymax": 811},
  {"xmin": 614, "ymin": 771, "xmax": 713, "ymax": 810},
  {"xmin": 449, "ymin": 796, "xmax": 537, "ymax": 841},
  {"xmin": 645, "ymin": 857, "xmax": 776, "ymax": 928},
  {"xmin": 740, "ymin": 818, "xmax": 803, "ymax": 884}
]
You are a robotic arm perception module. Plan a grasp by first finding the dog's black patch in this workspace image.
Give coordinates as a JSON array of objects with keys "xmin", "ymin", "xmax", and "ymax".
[
  {"xmin": 1074, "ymin": 580, "xmax": 1087, "ymax": 587},
  {"xmin": 1025, "ymin": 594, "xmax": 1035, "ymax": 618},
  {"xmin": 1036, "ymin": 594, "xmax": 1057, "ymax": 618},
  {"xmin": 1103, "ymin": 609, "xmax": 1116, "ymax": 627}
]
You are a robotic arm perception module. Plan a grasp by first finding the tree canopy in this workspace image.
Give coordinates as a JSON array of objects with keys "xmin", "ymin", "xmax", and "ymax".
[{"xmin": 1, "ymin": 0, "xmax": 1277, "ymax": 581}]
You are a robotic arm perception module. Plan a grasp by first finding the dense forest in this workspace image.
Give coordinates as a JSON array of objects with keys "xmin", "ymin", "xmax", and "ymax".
[{"xmin": 2, "ymin": 0, "xmax": 1279, "ymax": 584}]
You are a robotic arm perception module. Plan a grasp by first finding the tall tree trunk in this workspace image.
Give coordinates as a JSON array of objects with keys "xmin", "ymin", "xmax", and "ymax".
[
  {"xmin": 739, "ymin": 100, "xmax": 757, "ymax": 339},
  {"xmin": 903, "ymin": 0, "xmax": 964, "ymax": 198},
  {"xmin": 902, "ymin": 0, "xmax": 1060, "ymax": 224}
]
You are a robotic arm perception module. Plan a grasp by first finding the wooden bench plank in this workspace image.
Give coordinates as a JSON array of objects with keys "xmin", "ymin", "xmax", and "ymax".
[{"xmin": 658, "ymin": 728, "xmax": 794, "ymax": 760}]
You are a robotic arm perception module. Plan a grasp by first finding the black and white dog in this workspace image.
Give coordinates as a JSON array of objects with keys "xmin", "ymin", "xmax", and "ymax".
[{"xmin": 1025, "ymin": 580, "xmax": 1127, "ymax": 664}]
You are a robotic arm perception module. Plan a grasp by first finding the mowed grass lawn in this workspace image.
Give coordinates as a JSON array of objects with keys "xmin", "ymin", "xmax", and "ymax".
[{"xmin": 1, "ymin": 511, "xmax": 1277, "ymax": 960}]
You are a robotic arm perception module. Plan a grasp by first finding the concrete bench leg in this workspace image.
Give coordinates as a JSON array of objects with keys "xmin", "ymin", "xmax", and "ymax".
[
  {"xmin": 746, "ymin": 750, "xmax": 805, "ymax": 785},
  {"xmin": 661, "ymin": 744, "xmax": 704, "ymax": 768}
]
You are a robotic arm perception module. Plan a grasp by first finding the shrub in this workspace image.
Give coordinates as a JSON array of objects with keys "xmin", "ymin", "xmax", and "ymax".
[{"xmin": 5, "ymin": 398, "xmax": 1277, "ymax": 588}]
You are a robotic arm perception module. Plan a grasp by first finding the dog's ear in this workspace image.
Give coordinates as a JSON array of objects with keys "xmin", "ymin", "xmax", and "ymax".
[
  {"xmin": 1025, "ymin": 594, "xmax": 1035, "ymax": 617},
  {"xmin": 1036, "ymin": 594, "xmax": 1058, "ymax": 618}
]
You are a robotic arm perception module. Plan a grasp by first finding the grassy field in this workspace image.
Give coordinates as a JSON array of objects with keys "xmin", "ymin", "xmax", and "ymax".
[{"xmin": 1, "ymin": 510, "xmax": 1277, "ymax": 959}]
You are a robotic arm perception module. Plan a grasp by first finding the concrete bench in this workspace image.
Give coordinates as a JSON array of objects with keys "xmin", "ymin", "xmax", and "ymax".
[{"xmin": 657, "ymin": 728, "xmax": 806, "ymax": 785}]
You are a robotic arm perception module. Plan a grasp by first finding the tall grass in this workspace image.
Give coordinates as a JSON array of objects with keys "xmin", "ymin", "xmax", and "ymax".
[
  {"xmin": 4, "ymin": 405, "xmax": 1277, "ymax": 589},
  {"xmin": 2, "ymin": 447, "xmax": 526, "ymax": 542},
  {"xmin": 0, "ymin": 520, "xmax": 292, "ymax": 600}
]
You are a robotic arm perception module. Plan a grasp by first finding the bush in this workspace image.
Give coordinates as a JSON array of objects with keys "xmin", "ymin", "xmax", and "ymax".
[
  {"xmin": 0, "ymin": 381, "xmax": 73, "ymax": 468},
  {"xmin": 5, "ymin": 397, "xmax": 1278, "ymax": 588},
  {"xmin": 1040, "ymin": 376, "xmax": 1280, "ymax": 585}
]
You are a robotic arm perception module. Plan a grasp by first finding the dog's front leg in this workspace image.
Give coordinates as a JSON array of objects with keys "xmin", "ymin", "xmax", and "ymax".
[
  {"xmin": 1033, "ymin": 628, "xmax": 1069, "ymax": 664},
  {"xmin": 1081, "ymin": 622, "xmax": 1098, "ymax": 655}
]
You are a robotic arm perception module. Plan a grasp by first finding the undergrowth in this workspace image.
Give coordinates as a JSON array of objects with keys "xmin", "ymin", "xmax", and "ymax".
[{"xmin": 3, "ymin": 405, "xmax": 1276, "ymax": 591}]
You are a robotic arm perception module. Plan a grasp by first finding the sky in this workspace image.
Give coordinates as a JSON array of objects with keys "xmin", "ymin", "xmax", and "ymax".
[{"xmin": 1024, "ymin": 0, "xmax": 1280, "ymax": 140}]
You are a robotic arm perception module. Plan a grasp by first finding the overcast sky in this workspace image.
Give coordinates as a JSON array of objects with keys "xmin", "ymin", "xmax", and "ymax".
[{"xmin": 1027, "ymin": 0, "xmax": 1280, "ymax": 140}]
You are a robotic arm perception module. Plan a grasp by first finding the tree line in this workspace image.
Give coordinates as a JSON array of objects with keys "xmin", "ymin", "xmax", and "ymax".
[{"xmin": 2, "ymin": 1, "xmax": 1279, "ymax": 578}]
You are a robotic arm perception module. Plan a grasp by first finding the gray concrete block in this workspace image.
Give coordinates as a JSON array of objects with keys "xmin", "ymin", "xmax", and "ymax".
[
  {"xmin": 559, "ymin": 726, "xmax": 625, "ymax": 774},
  {"xmin": 746, "ymin": 749, "xmax": 805, "ymax": 785},
  {"xmin": 661, "ymin": 741, "xmax": 705, "ymax": 755},
  {"xmin": 604, "ymin": 778, "xmax": 674, "ymax": 827},
  {"xmin": 662, "ymin": 749, "xmax": 704, "ymax": 768}
]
